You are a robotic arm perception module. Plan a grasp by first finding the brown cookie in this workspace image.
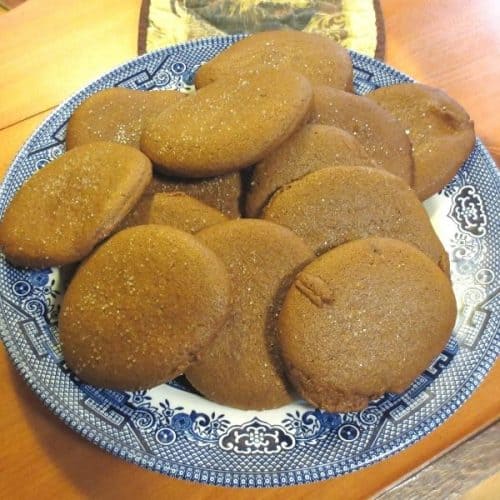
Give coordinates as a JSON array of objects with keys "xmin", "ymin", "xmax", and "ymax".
[
  {"xmin": 245, "ymin": 124, "xmax": 375, "ymax": 217},
  {"xmin": 262, "ymin": 166, "xmax": 450, "ymax": 275},
  {"xmin": 119, "ymin": 192, "xmax": 227, "ymax": 233},
  {"xmin": 141, "ymin": 68, "xmax": 313, "ymax": 177},
  {"xmin": 279, "ymin": 237, "xmax": 457, "ymax": 412},
  {"xmin": 186, "ymin": 219, "xmax": 314, "ymax": 410},
  {"xmin": 145, "ymin": 171, "xmax": 241, "ymax": 218},
  {"xmin": 310, "ymin": 86, "xmax": 414, "ymax": 185},
  {"xmin": 66, "ymin": 87, "xmax": 185, "ymax": 149},
  {"xmin": 59, "ymin": 225, "xmax": 231, "ymax": 390},
  {"xmin": 195, "ymin": 31, "xmax": 353, "ymax": 91},
  {"xmin": 367, "ymin": 83, "xmax": 475, "ymax": 199},
  {"xmin": 0, "ymin": 142, "xmax": 152, "ymax": 268}
]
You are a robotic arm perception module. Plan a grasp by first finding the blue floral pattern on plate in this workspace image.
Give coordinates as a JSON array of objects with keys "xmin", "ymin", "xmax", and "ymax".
[{"xmin": 0, "ymin": 35, "xmax": 498, "ymax": 488}]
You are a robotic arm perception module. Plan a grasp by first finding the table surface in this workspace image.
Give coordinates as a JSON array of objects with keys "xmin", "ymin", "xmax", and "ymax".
[{"xmin": 0, "ymin": 0, "xmax": 499, "ymax": 498}]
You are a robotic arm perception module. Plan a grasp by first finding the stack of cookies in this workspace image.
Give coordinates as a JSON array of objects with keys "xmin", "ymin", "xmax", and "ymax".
[{"xmin": 0, "ymin": 31, "xmax": 471, "ymax": 412}]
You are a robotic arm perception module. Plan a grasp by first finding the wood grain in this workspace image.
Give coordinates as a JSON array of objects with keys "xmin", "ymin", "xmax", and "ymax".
[
  {"xmin": 0, "ymin": 0, "xmax": 499, "ymax": 498},
  {"xmin": 463, "ymin": 470, "xmax": 500, "ymax": 500},
  {"xmin": 0, "ymin": 0, "xmax": 140, "ymax": 129},
  {"xmin": 380, "ymin": 422, "xmax": 500, "ymax": 498}
]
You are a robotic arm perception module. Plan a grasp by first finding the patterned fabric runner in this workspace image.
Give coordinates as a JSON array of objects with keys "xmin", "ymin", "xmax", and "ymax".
[{"xmin": 139, "ymin": 0, "xmax": 385, "ymax": 59}]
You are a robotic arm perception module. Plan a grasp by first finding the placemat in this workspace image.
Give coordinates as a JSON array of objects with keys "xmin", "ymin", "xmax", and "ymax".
[{"xmin": 138, "ymin": 0, "xmax": 385, "ymax": 59}]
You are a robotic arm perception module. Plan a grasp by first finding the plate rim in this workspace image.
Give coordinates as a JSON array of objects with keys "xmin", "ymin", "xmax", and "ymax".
[
  {"xmin": 1, "ymin": 289, "xmax": 498, "ymax": 487},
  {"xmin": 0, "ymin": 34, "xmax": 499, "ymax": 488}
]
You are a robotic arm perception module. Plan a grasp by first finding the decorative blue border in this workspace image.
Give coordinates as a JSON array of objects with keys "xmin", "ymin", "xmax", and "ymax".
[{"xmin": 0, "ymin": 35, "xmax": 498, "ymax": 488}]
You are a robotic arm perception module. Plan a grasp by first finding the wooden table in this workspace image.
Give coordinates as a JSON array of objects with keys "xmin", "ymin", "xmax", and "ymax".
[{"xmin": 0, "ymin": 0, "xmax": 499, "ymax": 498}]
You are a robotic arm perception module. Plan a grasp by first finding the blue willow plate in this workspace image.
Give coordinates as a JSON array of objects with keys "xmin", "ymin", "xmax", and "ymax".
[{"xmin": 0, "ymin": 35, "xmax": 498, "ymax": 488}]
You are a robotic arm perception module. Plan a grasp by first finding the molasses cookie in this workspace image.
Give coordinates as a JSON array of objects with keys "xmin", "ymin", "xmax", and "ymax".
[
  {"xmin": 195, "ymin": 31, "xmax": 353, "ymax": 91},
  {"xmin": 278, "ymin": 237, "xmax": 457, "ymax": 412},
  {"xmin": 145, "ymin": 171, "xmax": 241, "ymax": 218},
  {"xmin": 186, "ymin": 219, "xmax": 314, "ymax": 410},
  {"xmin": 310, "ymin": 86, "xmax": 414, "ymax": 185},
  {"xmin": 0, "ymin": 142, "xmax": 152, "ymax": 268},
  {"xmin": 59, "ymin": 225, "xmax": 231, "ymax": 390},
  {"xmin": 367, "ymin": 83, "xmax": 475, "ymax": 199},
  {"xmin": 119, "ymin": 192, "xmax": 227, "ymax": 233},
  {"xmin": 141, "ymin": 68, "xmax": 313, "ymax": 177},
  {"xmin": 262, "ymin": 166, "xmax": 450, "ymax": 275},
  {"xmin": 66, "ymin": 87, "xmax": 185, "ymax": 149},
  {"xmin": 245, "ymin": 124, "xmax": 374, "ymax": 217}
]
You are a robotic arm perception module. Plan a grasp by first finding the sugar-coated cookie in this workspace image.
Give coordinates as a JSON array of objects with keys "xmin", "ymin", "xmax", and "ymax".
[
  {"xmin": 311, "ymin": 86, "xmax": 414, "ymax": 185},
  {"xmin": 66, "ymin": 87, "xmax": 185, "ymax": 149},
  {"xmin": 119, "ymin": 192, "xmax": 227, "ymax": 233},
  {"xmin": 262, "ymin": 166, "xmax": 450, "ymax": 275},
  {"xmin": 0, "ymin": 142, "xmax": 152, "ymax": 268},
  {"xmin": 145, "ymin": 171, "xmax": 241, "ymax": 218},
  {"xmin": 245, "ymin": 124, "xmax": 374, "ymax": 216},
  {"xmin": 279, "ymin": 237, "xmax": 457, "ymax": 412},
  {"xmin": 141, "ymin": 68, "xmax": 312, "ymax": 177},
  {"xmin": 367, "ymin": 83, "xmax": 475, "ymax": 199},
  {"xmin": 60, "ymin": 225, "xmax": 231, "ymax": 390},
  {"xmin": 195, "ymin": 31, "xmax": 353, "ymax": 91},
  {"xmin": 186, "ymin": 219, "xmax": 314, "ymax": 410}
]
